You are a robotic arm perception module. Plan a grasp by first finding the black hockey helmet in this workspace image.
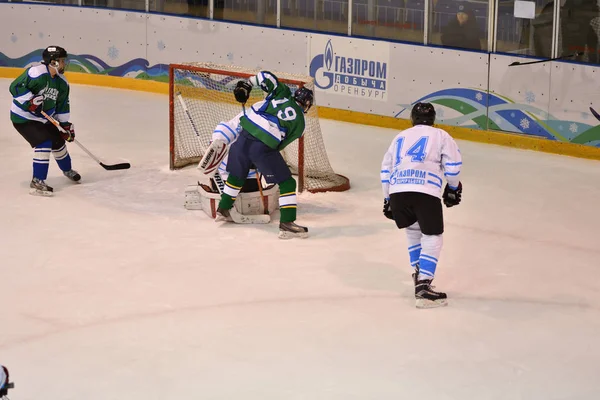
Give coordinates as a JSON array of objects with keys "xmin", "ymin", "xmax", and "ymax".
[
  {"xmin": 42, "ymin": 45, "xmax": 68, "ymax": 65},
  {"xmin": 410, "ymin": 102, "xmax": 436, "ymax": 126},
  {"xmin": 0, "ymin": 365, "xmax": 14, "ymax": 398},
  {"xmin": 294, "ymin": 87, "xmax": 314, "ymax": 113}
]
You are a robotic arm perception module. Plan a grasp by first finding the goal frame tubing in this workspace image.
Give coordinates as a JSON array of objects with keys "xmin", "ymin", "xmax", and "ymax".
[{"xmin": 169, "ymin": 63, "xmax": 307, "ymax": 192}]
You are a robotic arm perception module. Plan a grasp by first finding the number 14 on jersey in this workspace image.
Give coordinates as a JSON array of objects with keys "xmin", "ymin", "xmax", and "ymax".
[{"xmin": 394, "ymin": 136, "xmax": 429, "ymax": 165}]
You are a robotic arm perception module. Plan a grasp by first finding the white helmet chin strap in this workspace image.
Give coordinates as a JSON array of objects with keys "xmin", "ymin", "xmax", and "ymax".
[{"xmin": 49, "ymin": 60, "xmax": 62, "ymax": 74}]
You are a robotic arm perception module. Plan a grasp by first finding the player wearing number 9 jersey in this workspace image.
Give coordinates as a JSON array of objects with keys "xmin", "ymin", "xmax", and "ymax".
[
  {"xmin": 216, "ymin": 71, "xmax": 314, "ymax": 239},
  {"xmin": 380, "ymin": 102, "xmax": 463, "ymax": 308}
]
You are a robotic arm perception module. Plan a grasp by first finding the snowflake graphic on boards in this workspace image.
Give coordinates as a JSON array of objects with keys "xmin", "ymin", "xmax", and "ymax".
[
  {"xmin": 227, "ymin": 52, "xmax": 234, "ymax": 62},
  {"xmin": 10, "ymin": 35, "xmax": 17, "ymax": 43},
  {"xmin": 569, "ymin": 123, "xmax": 579, "ymax": 133},
  {"xmin": 524, "ymin": 91, "xmax": 536, "ymax": 104},
  {"xmin": 107, "ymin": 45, "xmax": 119, "ymax": 60},
  {"xmin": 38, "ymin": 32, "xmax": 45, "ymax": 39},
  {"xmin": 520, "ymin": 118, "xmax": 530, "ymax": 130},
  {"xmin": 511, "ymin": 112, "xmax": 516, "ymax": 118},
  {"xmin": 436, "ymin": 108, "xmax": 445, "ymax": 119},
  {"xmin": 475, "ymin": 92, "xmax": 483, "ymax": 102},
  {"xmin": 157, "ymin": 40, "xmax": 166, "ymax": 51}
]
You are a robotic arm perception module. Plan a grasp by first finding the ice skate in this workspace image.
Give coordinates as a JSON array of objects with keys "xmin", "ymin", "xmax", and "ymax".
[
  {"xmin": 278, "ymin": 221, "xmax": 309, "ymax": 239},
  {"xmin": 215, "ymin": 207, "xmax": 233, "ymax": 222},
  {"xmin": 412, "ymin": 262, "xmax": 420, "ymax": 285},
  {"xmin": 63, "ymin": 169, "xmax": 81, "ymax": 182},
  {"xmin": 415, "ymin": 278, "xmax": 448, "ymax": 309},
  {"xmin": 29, "ymin": 178, "xmax": 54, "ymax": 197}
]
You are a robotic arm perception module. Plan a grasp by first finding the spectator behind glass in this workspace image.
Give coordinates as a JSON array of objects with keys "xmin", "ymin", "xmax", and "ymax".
[
  {"xmin": 441, "ymin": 3, "xmax": 482, "ymax": 51},
  {"xmin": 532, "ymin": 2, "xmax": 554, "ymax": 58},
  {"xmin": 561, "ymin": 0, "xmax": 599, "ymax": 63}
]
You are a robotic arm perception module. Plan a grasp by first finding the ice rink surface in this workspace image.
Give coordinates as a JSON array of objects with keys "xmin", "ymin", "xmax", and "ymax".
[{"xmin": 1, "ymin": 79, "xmax": 600, "ymax": 400}]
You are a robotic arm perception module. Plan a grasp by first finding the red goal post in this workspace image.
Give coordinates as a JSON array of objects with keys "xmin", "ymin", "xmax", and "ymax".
[{"xmin": 168, "ymin": 62, "xmax": 350, "ymax": 193}]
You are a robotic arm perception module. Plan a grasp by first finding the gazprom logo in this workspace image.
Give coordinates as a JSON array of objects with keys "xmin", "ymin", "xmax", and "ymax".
[
  {"xmin": 309, "ymin": 39, "xmax": 388, "ymax": 100},
  {"xmin": 325, "ymin": 40, "xmax": 334, "ymax": 71}
]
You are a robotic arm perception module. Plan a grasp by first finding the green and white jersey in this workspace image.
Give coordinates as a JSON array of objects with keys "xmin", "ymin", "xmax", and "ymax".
[
  {"xmin": 239, "ymin": 71, "xmax": 306, "ymax": 150},
  {"xmin": 9, "ymin": 64, "xmax": 70, "ymax": 124}
]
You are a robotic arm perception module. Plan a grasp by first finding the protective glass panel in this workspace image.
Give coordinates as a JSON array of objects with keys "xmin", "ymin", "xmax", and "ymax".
[
  {"xmin": 352, "ymin": 0, "xmax": 425, "ymax": 43},
  {"xmin": 280, "ymin": 0, "xmax": 350, "ymax": 35},
  {"xmin": 430, "ymin": 0, "xmax": 488, "ymax": 51},
  {"xmin": 558, "ymin": 0, "xmax": 599, "ymax": 64}
]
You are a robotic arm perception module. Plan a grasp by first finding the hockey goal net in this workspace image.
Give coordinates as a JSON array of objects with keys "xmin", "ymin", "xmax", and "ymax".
[{"xmin": 169, "ymin": 62, "xmax": 350, "ymax": 193}]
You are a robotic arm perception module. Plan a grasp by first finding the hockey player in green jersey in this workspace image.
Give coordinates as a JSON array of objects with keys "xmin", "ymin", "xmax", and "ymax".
[
  {"xmin": 9, "ymin": 45, "xmax": 79, "ymax": 196},
  {"xmin": 215, "ymin": 71, "xmax": 314, "ymax": 239}
]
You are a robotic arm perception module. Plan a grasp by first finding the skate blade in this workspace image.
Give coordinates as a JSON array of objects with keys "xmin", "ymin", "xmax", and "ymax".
[
  {"xmin": 415, "ymin": 298, "xmax": 448, "ymax": 309},
  {"xmin": 278, "ymin": 230, "xmax": 309, "ymax": 240},
  {"xmin": 29, "ymin": 188, "xmax": 53, "ymax": 197}
]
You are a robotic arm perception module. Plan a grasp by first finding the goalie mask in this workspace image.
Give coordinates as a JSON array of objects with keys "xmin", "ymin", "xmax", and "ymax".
[
  {"xmin": 0, "ymin": 366, "xmax": 14, "ymax": 398},
  {"xmin": 410, "ymin": 102, "xmax": 436, "ymax": 126},
  {"xmin": 294, "ymin": 87, "xmax": 314, "ymax": 113},
  {"xmin": 42, "ymin": 45, "xmax": 69, "ymax": 74}
]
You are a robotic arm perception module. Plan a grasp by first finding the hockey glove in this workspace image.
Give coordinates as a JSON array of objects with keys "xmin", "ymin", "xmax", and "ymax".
[
  {"xmin": 443, "ymin": 182, "xmax": 462, "ymax": 207},
  {"xmin": 59, "ymin": 122, "xmax": 75, "ymax": 142},
  {"xmin": 383, "ymin": 198, "xmax": 394, "ymax": 220},
  {"xmin": 233, "ymin": 80, "xmax": 252, "ymax": 104},
  {"xmin": 27, "ymin": 95, "xmax": 44, "ymax": 114}
]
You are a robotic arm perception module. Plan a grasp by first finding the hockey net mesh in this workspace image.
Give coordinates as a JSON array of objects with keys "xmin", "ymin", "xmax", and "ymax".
[{"xmin": 169, "ymin": 62, "xmax": 350, "ymax": 193}]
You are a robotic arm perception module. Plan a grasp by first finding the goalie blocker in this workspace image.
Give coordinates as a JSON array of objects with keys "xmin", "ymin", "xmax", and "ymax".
[{"xmin": 185, "ymin": 177, "xmax": 279, "ymax": 219}]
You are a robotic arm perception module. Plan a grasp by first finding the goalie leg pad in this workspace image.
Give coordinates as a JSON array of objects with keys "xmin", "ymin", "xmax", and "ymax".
[
  {"xmin": 186, "ymin": 183, "xmax": 279, "ymax": 218},
  {"xmin": 234, "ymin": 185, "xmax": 280, "ymax": 216},
  {"xmin": 184, "ymin": 184, "xmax": 219, "ymax": 218}
]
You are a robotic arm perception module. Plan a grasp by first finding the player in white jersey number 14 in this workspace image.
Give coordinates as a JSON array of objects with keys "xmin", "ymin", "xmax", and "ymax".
[
  {"xmin": 381, "ymin": 102, "xmax": 463, "ymax": 309},
  {"xmin": 0, "ymin": 364, "xmax": 14, "ymax": 398}
]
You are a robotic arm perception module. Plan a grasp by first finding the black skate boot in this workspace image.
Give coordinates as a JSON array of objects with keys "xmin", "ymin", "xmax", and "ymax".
[
  {"xmin": 412, "ymin": 262, "xmax": 420, "ymax": 285},
  {"xmin": 279, "ymin": 221, "xmax": 309, "ymax": 239},
  {"xmin": 63, "ymin": 169, "xmax": 81, "ymax": 182},
  {"xmin": 215, "ymin": 207, "xmax": 233, "ymax": 222},
  {"xmin": 29, "ymin": 178, "xmax": 54, "ymax": 197},
  {"xmin": 415, "ymin": 278, "xmax": 448, "ymax": 309}
]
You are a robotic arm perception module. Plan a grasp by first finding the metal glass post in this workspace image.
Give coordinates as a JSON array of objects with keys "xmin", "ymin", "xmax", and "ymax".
[
  {"xmin": 348, "ymin": 0, "xmax": 353, "ymax": 36},
  {"xmin": 424, "ymin": 0, "xmax": 429, "ymax": 45},
  {"xmin": 276, "ymin": 0, "xmax": 281, "ymax": 27},
  {"xmin": 145, "ymin": 0, "xmax": 149, "ymax": 12},
  {"xmin": 491, "ymin": 0, "xmax": 498, "ymax": 52},
  {"xmin": 488, "ymin": 0, "xmax": 495, "ymax": 52},
  {"xmin": 551, "ymin": 0, "xmax": 560, "ymax": 58}
]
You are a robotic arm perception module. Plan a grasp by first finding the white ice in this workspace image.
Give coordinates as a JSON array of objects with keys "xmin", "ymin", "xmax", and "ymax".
[{"xmin": 1, "ymin": 79, "xmax": 600, "ymax": 400}]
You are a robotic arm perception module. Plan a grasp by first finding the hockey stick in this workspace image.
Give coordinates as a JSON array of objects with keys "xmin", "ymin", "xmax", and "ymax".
[
  {"xmin": 590, "ymin": 107, "xmax": 600, "ymax": 122},
  {"xmin": 41, "ymin": 111, "xmax": 130, "ymax": 170},
  {"xmin": 256, "ymin": 172, "xmax": 269, "ymax": 214},
  {"xmin": 212, "ymin": 171, "xmax": 225, "ymax": 194},
  {"xmin": 176, "ymin": 92, "xmax": 203, "ymax": 140},
  {"xmin": 508, "ymin": 52, "xmax": 583, "ymax": 67},
  {"xmin": 177, "ymin": 92, "xmax": 224, "ymax": 193}
]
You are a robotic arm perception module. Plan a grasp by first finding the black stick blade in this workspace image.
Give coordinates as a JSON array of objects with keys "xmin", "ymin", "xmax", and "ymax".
[
  {"xmin": 101, "ymin": 162, "xmax": 131, "ymax": 171},
  {"xmin": 590, "ymin": 107, "xmax": 600, "ymax": 122},
  {"xmin": 509, "ymin": 61, "xmax": 520, "ymax": 66}
]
